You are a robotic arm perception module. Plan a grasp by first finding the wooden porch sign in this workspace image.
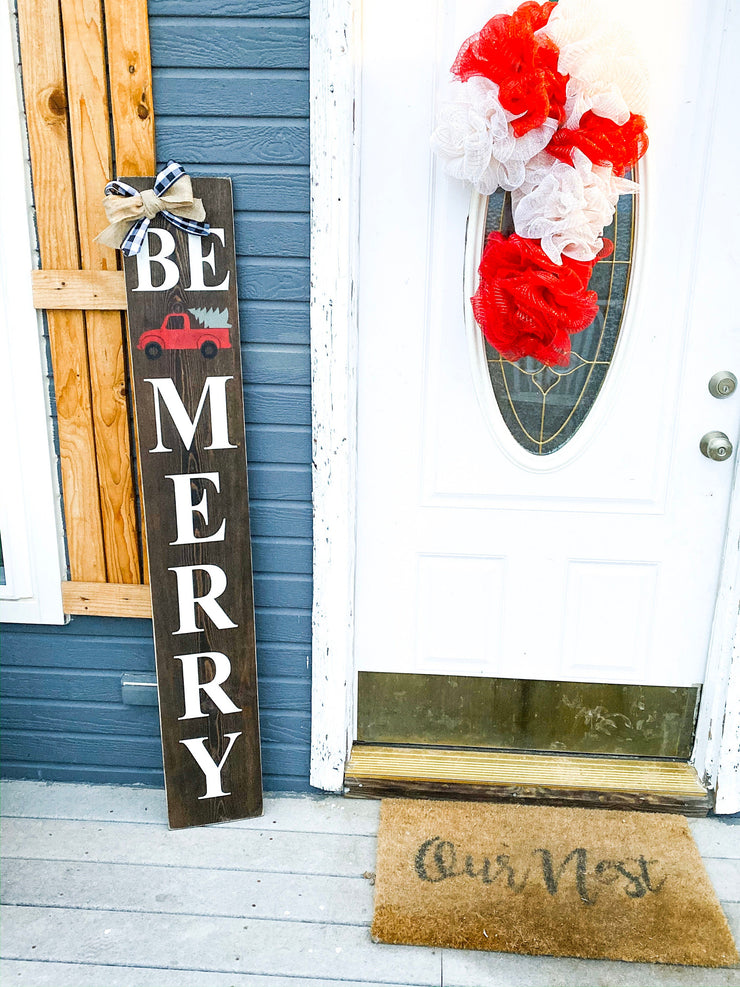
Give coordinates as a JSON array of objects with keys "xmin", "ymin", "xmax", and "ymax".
[{"xmin": 121, "ymin": 176, "xmax": 262, "ymax": 829}]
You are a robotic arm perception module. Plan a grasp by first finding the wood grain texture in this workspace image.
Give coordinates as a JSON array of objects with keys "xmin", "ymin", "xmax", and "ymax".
[
  {"xmin": 104, "ymin": 0, "xmax": 158, "ymax": 585},
  {"xmin": 156, "ymin": 120, "xmax": 309, "ymax": 165},
  {"xmin": 155, "ymin": 70, "xmax": 308, "ymax": 118},
  {"xmin": 149, "ymin": 18, "xmax": 308, "ymax": 68},
  {"xmin": 248, "ymin": 463, "xmax": 311, "ymax": 501},
  {"xmin": 122, "ymin": 178, "xmax": 262, "ymax": 827},
  {"xmin": 61, "ymin": 580, "xmax": 152, "ymax": 617},
  {"xmin": 344, "ymin": 776, "xmax": 714, "ymax": 817},
  {"xmin": 32, "ymin": 270, "xmax": 127, "ymax": 310},
  {"xmin": 60, "ymin": 0, "xmax": 140, "ymax": 584},
  {"xmin": 196, "ymin": 166, "xmax": 309, "ymax": 213},
  {"xmin": 244, "ymin": 386, "xmax": 311, "ymax": 424},
  {"xmin": 241, "ymin": 302, "xmax": 309, "ymax": 344},
  {"xmin": 103, "ymin": 0, "xmax": 156, "ymax": 176},
  {"xmin": 237, "ymin": 258, "xmax": 309, "ymax": 300},
  {"xmin": 242, "ymin": 346, "xmax": 309, "ymax": 385},
  {"xmin": 148, "ymin": 0, "xmax": 309, "ymax": 14},
  {"xmin": 16, "ymin": 0, "xmax": 106, "ymax": 582},
  {"xmin": 246, "ymin": 425, "xmax": 311, "ymax": 462}
]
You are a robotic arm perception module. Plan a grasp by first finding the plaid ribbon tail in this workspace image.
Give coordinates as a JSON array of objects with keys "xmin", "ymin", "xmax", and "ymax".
[
  {"xmin": 120, "ymin": 216, "xmax": 152, "ymax": 257},
  {"xmin": 160, "ymin": 210, "xmax": 210, "ymax": 240}
]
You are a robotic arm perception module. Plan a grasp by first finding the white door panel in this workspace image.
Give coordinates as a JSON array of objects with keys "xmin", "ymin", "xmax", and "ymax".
[{"xmin": 355, "ymin": 0, "xmax": 739, "ymax": 690}]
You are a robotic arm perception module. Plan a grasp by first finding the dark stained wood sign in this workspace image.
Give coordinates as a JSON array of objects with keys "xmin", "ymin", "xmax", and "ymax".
[{"xmin": 122, "ymin": 177, "xmax": 262, "ymax": 829}]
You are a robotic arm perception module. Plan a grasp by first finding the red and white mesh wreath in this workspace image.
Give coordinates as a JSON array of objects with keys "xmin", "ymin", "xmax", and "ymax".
[{"xmin": 432, "ymin": 0, "xmax": 648, "ymax": 367}]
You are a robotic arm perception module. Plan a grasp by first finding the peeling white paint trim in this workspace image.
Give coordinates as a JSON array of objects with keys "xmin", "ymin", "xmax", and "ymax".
[
  {"xmin": 690, "ymin": 0, "xmax": 740, "ymax": 813},
  {"xmin": 692, "ymin": 429, "xmax": 740, "ymax": 809},
  {"xmin": 309, "ymin": 0, "xmax": 361, "ymax": 791}
]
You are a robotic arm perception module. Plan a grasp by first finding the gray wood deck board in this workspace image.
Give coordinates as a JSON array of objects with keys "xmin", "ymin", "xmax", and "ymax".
[
  {"xmin": 1, "ymin": 781, "xmax": 738, "ymax": 987},
  {"xmin": 0, "ymin": 961, "xmax": 416, "ymax": 987},
  {"xmin": 2, "ymin": 858, "xmax": 375, "ymax": 924},
  {"xmin": 0, "ymin": 780, "xmax": 380, "ymax": 834},
  {"xmin": 1, "ymin": 905, "xmax": 442, "ymax": 985},
  {"xmin": 1, "ymin": 817, "xmax": 376, "ymax": 876}
]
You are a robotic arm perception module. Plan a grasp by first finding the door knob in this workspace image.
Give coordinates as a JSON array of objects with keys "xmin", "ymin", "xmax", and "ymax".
[
  {"xmin": 708, "ymin": 372, "xmax": 737, "ymax": 398},
  {"xmin": 700, "ymin": 431, "xmax": 733, "ymax": 461}
]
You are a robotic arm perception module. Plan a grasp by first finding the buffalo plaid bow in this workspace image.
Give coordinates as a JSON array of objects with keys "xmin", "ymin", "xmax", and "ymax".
[{"xmin": 99, "ymin": 161, "xmax": 210, "ymax": 257}]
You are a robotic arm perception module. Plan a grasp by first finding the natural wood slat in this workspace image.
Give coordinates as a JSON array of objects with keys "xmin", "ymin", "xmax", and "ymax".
[
  {"xmin": 60, "ymin": 0, "xmax": 141, "ymax": 585},
  {"xmin": 61, "ymin": 581, "xmax": 152, "ymax": 618},
  {"xmin": 104, "ymin": 0, "xmax": 157, "ymax": 583},
  {"xmin": 104, "ymin": 0, "xmax": 156, "ymax": 176},
  {"xmin": 16, "ymin": 0, "xmax": 107, "ymax": 583},
  {"xmin": 31, "ymin": 270, "xmax": 127, "ymax": 310},
  {"xmin": 345, "ymin": 745, "xmax": 713, "ymax": 815}
]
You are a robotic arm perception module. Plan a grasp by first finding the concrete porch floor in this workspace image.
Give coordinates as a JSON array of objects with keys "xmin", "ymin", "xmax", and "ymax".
[{"xmin": 0, "ymin": 780, "xmax": 738, "ymax": 987}]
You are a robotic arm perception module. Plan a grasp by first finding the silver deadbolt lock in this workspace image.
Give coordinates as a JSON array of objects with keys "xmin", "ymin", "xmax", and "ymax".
[
  {"xmin": 700, "ymin": 431, "xmax": 733, "ymax": 461},
  {"xmin": 708, "ymin": 371, "xmax": 737, "ymax": 398}
]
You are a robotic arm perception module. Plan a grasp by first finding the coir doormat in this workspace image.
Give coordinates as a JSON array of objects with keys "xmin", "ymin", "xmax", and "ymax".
[{"xmin": 371, "ymin": 799, "xmax": 738, "ymax": 967}]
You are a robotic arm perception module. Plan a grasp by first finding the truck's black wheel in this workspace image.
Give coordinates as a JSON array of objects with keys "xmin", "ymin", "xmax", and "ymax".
[
  {"xmin": 144, "ymin": 342, "xmax": 163, "ymax": 359},
  {"xmin": 200, "ymin": 341, "xmax": 218, "ymax": 359}
]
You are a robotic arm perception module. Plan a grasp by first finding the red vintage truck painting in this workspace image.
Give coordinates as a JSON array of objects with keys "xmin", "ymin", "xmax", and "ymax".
[{"xmin": 138, "ymin": 308, "xmax": 232, "ymax": 359}]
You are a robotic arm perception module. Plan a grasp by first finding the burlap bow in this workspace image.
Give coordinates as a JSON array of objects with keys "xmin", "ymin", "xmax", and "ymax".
[{"xmin": 96, "ymin": 161, "xmax": 209, "ymax": 256}]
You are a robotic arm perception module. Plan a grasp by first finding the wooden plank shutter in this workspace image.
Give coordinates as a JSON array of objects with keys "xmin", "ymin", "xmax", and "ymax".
[{"xmin": 18, "ymin": 0, "xmax": 154, "ymax": 617}]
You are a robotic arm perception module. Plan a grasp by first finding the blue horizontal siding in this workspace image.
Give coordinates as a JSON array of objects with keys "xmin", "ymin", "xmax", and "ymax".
[
  {"xmin": 244, "ymin": 385, "xmax": 311, "ymax": 426},
  {"xmin": 1, "ymin": 0, "xmax": 315, "ymax": 792},
  {"xmin": 237, "ymin": 258, "xmax": 309, "ymax": 301},
  {"xmin": 149, "ymin": 18, "xmax": 308, "ymax": 69},
  {"xmin": 157, "ymin": 119, "xmax": 309, "ymax": 165},
  {"xmin": 149, "ymin": 1, "xmax": 308, "ymax": 15},
  {"xmin": 156, "ymin": 70, "xmax": 308, "ymax": 118},
  {"xmin": 195, "ymin": 166, "xmax": 309, "ymax": 213},
  {"xmin": 241, "ymin": 302, "xmax": 309, "ymax": 344}
]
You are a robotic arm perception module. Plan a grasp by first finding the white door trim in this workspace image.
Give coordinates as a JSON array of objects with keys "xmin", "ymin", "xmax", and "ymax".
[
  {"xmin": 308, "ymin": 0, "xmax": 361, "ymax": 791},
  {"xmin": 308, "ymin": 0, "xmax": 740, "ymax": 809}
]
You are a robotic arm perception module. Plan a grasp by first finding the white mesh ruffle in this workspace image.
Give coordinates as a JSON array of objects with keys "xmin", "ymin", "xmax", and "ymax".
[
  {"xmin": 431, "ymin": 77, "xmax": 557, "ymax": 195},
  {"xmin": 539, "ymin": 0, "xmax": 648, "ymax": 128},
  {"xmin": 511, "ymin": 149, "xmax": 639, "ymax": 263}
]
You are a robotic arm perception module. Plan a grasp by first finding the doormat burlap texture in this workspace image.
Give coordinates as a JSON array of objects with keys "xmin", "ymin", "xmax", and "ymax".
[{"xmin": 371, "ymin": 799, "xmax": 738, "ymax": 967}]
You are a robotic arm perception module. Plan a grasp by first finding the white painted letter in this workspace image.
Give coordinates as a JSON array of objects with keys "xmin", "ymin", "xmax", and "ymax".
[
  {"xmin": 146, "ymin": 376, "xmax": 237, "ymax": 452},
  {"xmin": 180, "ymin": 732, "xmax": 241, "ymax": 799},
  {"xmin": 175, "ymin": 652, "xmax": 241, "ymax": 719},
  {"xmin": 133, "ymin": 228, "xmax": 180, "ymax": 292},
  {"xmin": 169, "ymin": 564, "xmax": 238, "ymax": 634},
  {"xmin": 166, "ymin": 472, "xmax": 226, "ymax": 545},
  {"xmin": 186, "ymin": 229, "xmax": 229, "ymax": 291}
]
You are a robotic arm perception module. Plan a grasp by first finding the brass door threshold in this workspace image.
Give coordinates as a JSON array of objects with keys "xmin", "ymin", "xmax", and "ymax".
[{"xmin": 344, "ymin": 744, "xmax": 713, "ymax": 816}]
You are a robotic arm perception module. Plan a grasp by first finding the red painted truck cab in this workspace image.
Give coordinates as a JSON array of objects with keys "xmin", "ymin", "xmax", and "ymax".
[{"xmin": 138, "ymin": 312, "xmax": 232, "ymax": 359}]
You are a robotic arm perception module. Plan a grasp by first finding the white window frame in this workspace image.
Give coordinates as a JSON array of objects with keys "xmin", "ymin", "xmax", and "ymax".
[
  {"xmin": 309, "ymin": 0, "xmax": 740, "ymax": 808},
  {"xmin": 0, "ymin": 3, "xmax": 65, "ymax": 626}
]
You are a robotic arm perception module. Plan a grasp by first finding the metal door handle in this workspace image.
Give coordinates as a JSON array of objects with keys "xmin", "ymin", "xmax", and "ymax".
[{"xmin": 700, "ymin": 431, "xmax": 733, "ymax": 461}]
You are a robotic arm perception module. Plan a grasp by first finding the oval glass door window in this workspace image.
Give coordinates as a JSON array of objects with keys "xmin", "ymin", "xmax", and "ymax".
[{"xmin": 481, "ymin": 182, "xmax": 635, "ymax": 456}]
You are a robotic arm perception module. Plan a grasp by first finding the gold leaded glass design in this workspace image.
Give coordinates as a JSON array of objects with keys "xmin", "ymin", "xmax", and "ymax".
[{"xmin": 483, "ymin": 182, "xmax": 635, "ymax": 455}]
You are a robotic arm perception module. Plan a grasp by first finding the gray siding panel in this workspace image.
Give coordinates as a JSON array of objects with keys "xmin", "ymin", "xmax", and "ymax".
[
  {"xmin": 1, "ymin": 0, "xmax": 313, "ymax": 792},
  {"xmin": 149, "ymin": 19, "xmax": 309, "ymax": 69}
]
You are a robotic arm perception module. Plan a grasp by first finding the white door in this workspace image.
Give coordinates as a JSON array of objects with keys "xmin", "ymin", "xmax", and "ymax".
[{"xmin": 354, "ymin": 1, "xmax": 740, "ymax": 707}]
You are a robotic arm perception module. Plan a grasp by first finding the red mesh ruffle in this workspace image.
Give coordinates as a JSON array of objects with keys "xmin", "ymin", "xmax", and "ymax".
[
  {"xmin": 472, "ymin": 232, "xmax": 611, "ymax": 367},
  {"xmin": 546, "ymin": 111, "xmax": 649, "ymax": 175},
  {"xmin": 451, "ymin": 2, "xmax": 568, "ymax": 137}
]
